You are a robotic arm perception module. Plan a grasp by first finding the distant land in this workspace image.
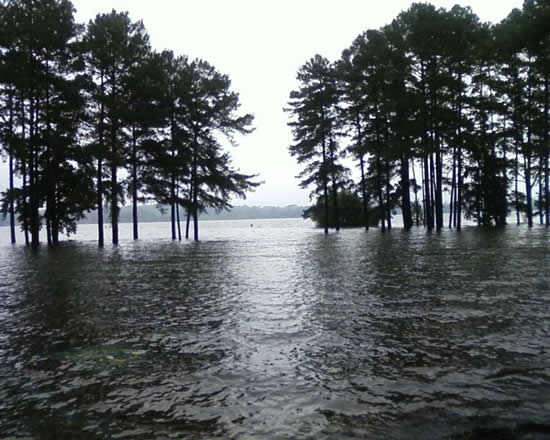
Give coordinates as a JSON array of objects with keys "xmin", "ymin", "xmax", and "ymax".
[{"xmin": 0, "ymin": 205, "xmax": 308, "ymax": 227}]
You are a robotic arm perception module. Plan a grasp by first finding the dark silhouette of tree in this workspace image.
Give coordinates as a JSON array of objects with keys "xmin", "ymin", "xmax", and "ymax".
[
  {"xmin": 178, "ymin": 59, "xmax": 258, "ymax": 241},
  {"xmin": 84, "ymin": 10, "xmax": 150, "ymax": 245},
  {"xmin": 0, "ymin": 0, "xmax": 94, "ymax": 248},
  {"xmin": 290, "ymin": 0, "xmax": 550, "ymax": 232},
  {"xmin": 286, "ymin": 55, "xmax": 345, "ymax": 234}
]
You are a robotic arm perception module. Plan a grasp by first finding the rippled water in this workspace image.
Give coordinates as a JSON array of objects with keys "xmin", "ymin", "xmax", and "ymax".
[{"xmin": 1, "ymin": 219, "xmax": 550, "ymax": 439}]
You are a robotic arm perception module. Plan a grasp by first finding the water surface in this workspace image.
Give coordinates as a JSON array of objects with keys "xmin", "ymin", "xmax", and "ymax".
[{"xmin": 1, "ymin": 219, "xmax": 549, "ymax": 439}]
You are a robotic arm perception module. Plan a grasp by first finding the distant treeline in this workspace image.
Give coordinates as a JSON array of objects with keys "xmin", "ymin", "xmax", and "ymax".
[
  {"xmin": 0, "ymin": 205, "xmax": 307, "ymax": 227},
  {"xmin": 287, "ymin": 1, "xmax": 550, "ymax": 233},
  {"xmin": 0, "ymin": 0, "xmax": 259, "ymax": 248},
  {"xmin": 79, "ymin": 205, "xmax": 306, "ymax": 224}
]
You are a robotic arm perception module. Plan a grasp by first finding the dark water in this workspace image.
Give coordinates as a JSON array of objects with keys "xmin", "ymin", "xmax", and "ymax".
[{"xmin": 1, "ymin": 219, "xmax": 550, "ymax": 439}]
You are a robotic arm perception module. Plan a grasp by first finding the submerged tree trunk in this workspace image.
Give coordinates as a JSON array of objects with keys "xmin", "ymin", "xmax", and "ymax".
[
  {"xmin": 321, "ymin": 133, "xmax": 329, "ymax": 235},
  {"xmin": 176, "ymin": 203, "xmax": 182, "ymax": 241},
  {"xmin": 97, "ymin": 157, "xmax": 104, "ymax": 246},
  {"xmin": 525, "ymin": 154, "xmax": 533, "ymax": 227},
  {"xmin": 131, "ymin": 130, "xmax": 139, "ymax": 240},
  {"xmin": 544, "ymin": 77, "xmax": 549, "ymax": 226},
  {"xmin": 400, "ymin": 153, "xmax": 413, "ymax": 230},
  {"xmin": 356, "ymin": 117, "xmax": 369, "ymax": 231},
  {"xmin": 192, "ymin": 134, "xmax": 199, "ymax": 241},
  {"xmin": 170, "ymin": 172, "xmax": 176, "ymax": 241},
  {"xmin": 457, "ymin": 143, "xmax": 463, "ymax": 231},
  {"xmin": 186, "ymin": 209, "xmax": 191, "ymax": 240},
  {"xmin": 360, "ymin": 155, "xmax": 369, "ymax": 231},
  {"xmin": 331, "ymin": 174, "xmax": 340, "ymax": 232},
  {"xmin": 411, "ymin": 158, "xmax": 421, "ymax": 227},
  {"xmin": 423, "ymin": 153, "xmax": 433, "ymax": 231},
  {"xmin": 29, "ymin": 94, "xmax": 40, "ymax": 249},
  {"xmin": 20, "ymin": 97, "xmax": 29, "ymax": 246},
  {"xmin": 8, "ymin": 92, "xmax": 16, "ymax": 244},
  {"xmin": 97, "ymin": 73, "xmax": 106, "ymax": 247},
  {"xmin": 111, "ymin": 160, "xmax": 119, "ymax": 245},
  {"xmin": 435, "ymin": 138, "xmax": 443, "ymax": 231}
]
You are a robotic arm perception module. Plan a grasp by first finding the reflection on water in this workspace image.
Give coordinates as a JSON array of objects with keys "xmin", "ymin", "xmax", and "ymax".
[{"xmin": 1, "ymin": 219, "xmax": 549, "ymax": 439}]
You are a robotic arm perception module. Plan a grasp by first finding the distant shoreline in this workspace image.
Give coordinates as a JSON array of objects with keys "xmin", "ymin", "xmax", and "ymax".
[{"xmin": 0, "ymin": 205, "xmax": 309, "ymax": 227}]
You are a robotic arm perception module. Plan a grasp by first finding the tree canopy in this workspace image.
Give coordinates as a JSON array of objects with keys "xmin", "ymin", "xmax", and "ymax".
[
  {"xmin": 287, "ymin": 0, "xmax": 550, "ymax": 232},
  {"xmin": 0, "ymin": 0, "xmax": 259, "ymax": 247}
]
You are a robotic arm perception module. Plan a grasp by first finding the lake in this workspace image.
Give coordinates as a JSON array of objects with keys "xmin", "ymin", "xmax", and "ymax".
[{"xmin": 1, "ymin": 219, "xmax": 550, "ymax": 439}]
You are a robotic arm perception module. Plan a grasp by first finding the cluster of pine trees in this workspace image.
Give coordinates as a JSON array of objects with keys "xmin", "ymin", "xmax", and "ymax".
[
  {"xmin": 0, "ymin": 0, "xmax": 258, "ymax": 248},
  {"xmin": 287, "ymin": 1, "xmax": 550, "ymax": 233}
]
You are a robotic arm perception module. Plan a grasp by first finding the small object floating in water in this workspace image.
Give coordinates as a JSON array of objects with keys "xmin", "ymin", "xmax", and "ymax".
[{"xmin": 250, "ymin": 224, "xmax": 253, "ymax": 227}]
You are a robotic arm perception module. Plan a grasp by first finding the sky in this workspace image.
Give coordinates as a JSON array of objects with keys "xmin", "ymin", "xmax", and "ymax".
[{"xmin": 1, "ymin": 0, "xmax": 524, "ymax": 207}]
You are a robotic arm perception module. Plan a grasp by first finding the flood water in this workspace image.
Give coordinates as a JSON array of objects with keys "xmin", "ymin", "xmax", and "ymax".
[{"xmin": 1, "ymin": 219, "xmax": 550, "ymax": 439}]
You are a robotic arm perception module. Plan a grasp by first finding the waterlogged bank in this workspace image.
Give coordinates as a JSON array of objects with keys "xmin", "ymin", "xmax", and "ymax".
[{"xmin": 1, "ymin": 219, "xmax": 549, "ymax": 439}]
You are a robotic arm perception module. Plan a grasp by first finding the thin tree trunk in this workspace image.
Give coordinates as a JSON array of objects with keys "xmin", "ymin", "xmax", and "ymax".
[
  {"xmin": 110, "ymin": 69, "xmax": 119, "ymax": 245},
  {"xmin": 132, "ymin": 128, "xmax": 139, "ymax": 240},
  {"xmin": 192, "ymin": 134, "xmax": 199, "ymax": 241},
  {"xmin": 176, "ymin": 185, "xmax": 181, "ymax": 241},
  {"xmin": 435, "ymin": 137, "xmax": 443, "ymax": 231},
  {"xmin": 356, "ymin": 116, "xmax": 369, "ymax": 231},
  {"xmin": 449, "ymin": 145, "xmax": 457, "ymax": 229},
  {"xmin": 111, "ymin": 161, "xmax": 119, "ymax": 244},
  {"xmin": 186, "ymin": 208, "xmax": 191, "ymax": 240},
  {"xmin": 515, "ymin": 146, "xmax": 520, "ymax": 225},
  {"xmin": 401, "ymin": 153, "xmax": 413, "ymax": 230},
  {"xmin": 321, "ymin": 131, "xmax": 329, "ymax": 234},
  {"xmin": 29, "ymin": 92, "xmax": 40, "ymax": 249},
  {"xmin": 360, "ymin": 155, "xmax": 369, "ymax": 231},
  {"xmin": 8, "ymin": 92, "xmax": 16, "ymax": 244},
  {"xmin": 411, "ymin": 158, "xmax": 420, "ymax": 227},
  {"xmin": 177, "ymin": 203, "xmax": 182, "ymax": 241},
  {"xmin": 97, "ymin": 158, "xmax": 104, "ymax": 246},
  {"xmin": 525, "ymin": 154, "xmax": 533, "ymax": 227},
  {"xmin": 46, "ymin": 217, "xmax": 52, "ymax": 246},
  {"xmin": 171, "ymin": 172, "xmax": 176, "ymax": 240},
  {"xmin": 544, "ymin": 77, "xmax": 549, "ymax": 226},
  {"xmin": 97, "ymin": 72, "xmax": 105, "ymax": 247},
  {"xmin": 539, "ymin": 161, "xmax": 544, "ymax": 225},
  {"xmin": 423, "ymin": 154, "xmax": 432, "ymax": 230},
  {"xmin": 20, "ymin": 98, "xmax": 29, "ymax": 246}
]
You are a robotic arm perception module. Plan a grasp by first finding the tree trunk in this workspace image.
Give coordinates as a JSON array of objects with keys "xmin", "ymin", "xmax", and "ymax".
[
  {"xmin": 132, "ymin": 129, "xmax": 139, "ymax": 240},
  {"xmin": 515, "ymin": 147, "xmax": 520, "ymax": 225},
  {"xmin": 411, "ymin": 158, "xmax": 421, "ymax": 227},
  {"xmin": 97, "ymin": 158, "xmax": 104, "ymax": 246},
  {"xmin": 356, "ymin": 117, "xmax": 369, "ymax": 231},
  {"xmin": 192, "ymin": 134, "xmax": 199, "ymax": 241},
  {"xmin": 177, "ymin": 203, "xmax": 182, "ymax": 241},
  {"xmin": 457, "ymin": 145, "xmax": 463, "ymax": 231},
  {"xmin": 377, "ymin": 153, "xmax": 385, "ymax": 233},
  {"xmin": 8, "ymin": 92, "xmax": 16, "ymax": 244},
  {"xmin": 170, "ymin": 172, "xmax": 176, "ymax": 240},
  {"xmin": 400, "ymin": 153, "xmax": 413, "ymax": 230},
  {"xmin": 321, "ymin": 132, "xmax": 329, "ymax": 234},
  {"xmin": 97, "ymin": 72, "xmax": 105, "ymax": 247},
  {"xmin": 449, "ymin": 145, "xmax": 457, "ymax": 229},
  {"xmin": 435, "ymin": 137, "xmax": 443, "ymax": 230},
  {"xmin": 186, "ymin": 208, "xmax": 191, "ymax": 240},
  {"xmin": 360, "ymin": 155, "xmax": 369, "ymax": 231},
  {"xmin": 20, "ymin": 98, "xmax": 29, "ymax": 246},
  {"xmin": 111, "ymin": 162, "xmax": 119, "ymax": 245},
  {"xmin": 29, "ymin": 94, "xmax": 40, "ymax": 249},
  {"xmin": 525, "ymin": 154, "xmax": 533, "ymax": 227},
  {"xmin": 424, "ymin": 154, "xmax": 433, "ymax": 230},
  {"xmin": 544, "ymin": 77, "xmax": 549, "ymax": 226}
]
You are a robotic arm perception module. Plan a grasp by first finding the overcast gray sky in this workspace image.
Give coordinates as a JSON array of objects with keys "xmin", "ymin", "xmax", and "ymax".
[{"xmin": 1, "ymin": 0, "xmax": 523, "ymax": 207}]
